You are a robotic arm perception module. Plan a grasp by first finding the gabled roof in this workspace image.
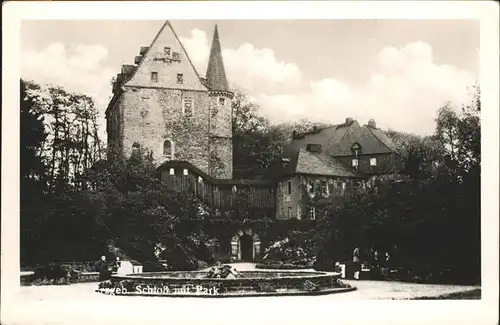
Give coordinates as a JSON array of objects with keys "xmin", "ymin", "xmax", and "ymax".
[
  {"xmin": 366, "ymin": 126, "xmax": 400, "ymax": 153},
  {"xmin": 295, "ymin": 149, "xmax": 359, "ymax": 177},
  {"xmin": 328, "ymin": 123, "xmax": 398, "ymax": 156},
  {"xmin": 158, "ymin": 160, "xmax": 274, "ymax": 186},
  {"xmin": 283, "ymin": 121, "xmax": 355, "ymax": 158},
  {"xmin": 124, "ymin": 21, "xmax": 207, "ymax": 91},
  {"xmin": 205, "ymin": 25, "xmax": 230, "ymax": 93},
  {"xmin": 279, "ymin": 148, "xmax": 361, "ymax": 179}
]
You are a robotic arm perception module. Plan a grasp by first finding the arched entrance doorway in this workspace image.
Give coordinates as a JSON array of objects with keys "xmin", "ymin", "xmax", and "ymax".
[
  {"xmin": 230, "ymin": 229, "xmax": 261, "ymax": 261},
  {"xmin": 240, "ymin": 234, "xmax": 253, "ymax": 261}
]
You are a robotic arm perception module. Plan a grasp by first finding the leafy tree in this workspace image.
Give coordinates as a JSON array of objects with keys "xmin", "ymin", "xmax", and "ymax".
[
  {"xmin": 20, "ymin": 79, "xmax": 105, "ymax": 264},
  {"xmin": 313, "ymin": 85, "xmax": 481, "ymax": 284},
  {"xmin": 232, "ymin": 88, "xmax": 288, "ymax": 177}
]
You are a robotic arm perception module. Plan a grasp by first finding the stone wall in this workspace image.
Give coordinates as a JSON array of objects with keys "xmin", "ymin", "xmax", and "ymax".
[
  {"xmin": 276, "ymin": 176, "xmax": 301, "ymax": 220},
  {"xmin": 208, "ymin": 94, "xmax": 233, "ymax": 179},
  {"xmin": 209, "ymin": 137, "xmax": 233, "ymax": 179},
  {"xmin": 276, "ymin": 175, "xmax": 362, "ymax": 220},
  {"xmin": 121, "ymin": 86, "xmax": 211, "ymax": 174}
]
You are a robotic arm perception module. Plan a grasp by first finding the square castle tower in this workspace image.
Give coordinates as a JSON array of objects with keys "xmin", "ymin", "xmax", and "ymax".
[{"xmin": 106, "ymin": 21, "xmax": 234, "ymax": 179}]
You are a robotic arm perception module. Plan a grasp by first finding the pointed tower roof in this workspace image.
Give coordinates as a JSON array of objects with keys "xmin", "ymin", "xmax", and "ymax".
[{"xmin": 206, "ymin": 25, "xmax": 231, "ymax": 93}]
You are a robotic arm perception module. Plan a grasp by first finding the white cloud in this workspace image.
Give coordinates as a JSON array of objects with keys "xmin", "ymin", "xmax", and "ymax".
[
  {"xmin": 180, "ymin": 29, "xmax": 475, "ymax": 135},
  {"xmin": 179, "ymin": 28, "xmax": 210, "ymax": 73},
  {"xmin": 21, "ymin": 35, "xmax": 475, "ymax": 140},
  {"xmin": 223, "ymin": 43, "xmax": 302, "ymax": 93},
  {"xmin": 254, "ymin": 42, "xmax": 475, "ymax": 135},
  {"xmin": 21, "ymin": 42, "xmax": 117, "ymax": 142},
  {"xmin": 181, "ymin": 29, "xmax": 302, "ymax": 94}
]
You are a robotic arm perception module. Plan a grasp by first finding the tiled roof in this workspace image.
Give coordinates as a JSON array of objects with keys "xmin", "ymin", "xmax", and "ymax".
[
  {"xmin": 278, "ymin": 148, "xmax": 360, "ymax": 178},
  {"xmin": 284, "ymin": 119, "xmax": 399, "ymax": 158},
  {"xmin": 205, "ymin": 25, "xmax": 230, "ymax": 92},
  {"xmin": 326, "ymin": 124, "xmax": 398, "ymax": 156},
  {"xmin": 367, "ymin": 126, "xmax": 400, "ymax": 153},
  {"xmin": 328, "ymin": 124, "xmax": 391, "ymax": 156},
  {"xmin": 158, "ymin": 160, "xmax": 274, "ymax": 186},
  {"xmin": 283, "ymin": 122, "xmax": 354, "ymax": 158},
  {"xmin": 295, "ymin": 149, "xmax": 359, "ymax": 177}
]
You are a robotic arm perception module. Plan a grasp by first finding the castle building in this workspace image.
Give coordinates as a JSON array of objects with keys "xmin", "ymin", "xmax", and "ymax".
[{"xmin": 106, "ymin": 21, "xmax": 402, "ymax": 262}]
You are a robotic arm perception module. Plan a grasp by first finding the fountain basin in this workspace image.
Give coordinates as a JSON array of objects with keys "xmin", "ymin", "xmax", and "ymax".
[{"xmin": 95, "ymin": 270, "xmax": 356, "ymax": 297}]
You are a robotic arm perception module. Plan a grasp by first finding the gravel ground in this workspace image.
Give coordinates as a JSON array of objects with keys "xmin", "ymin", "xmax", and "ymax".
[{"xmin": 4, "ymin": 263, "xmax": 480, "ymax": 325}]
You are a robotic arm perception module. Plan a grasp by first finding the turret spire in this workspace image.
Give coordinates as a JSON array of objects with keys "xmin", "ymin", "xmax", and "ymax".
[{"xmin": 206, "ymin": 24, "xmax": 230, "ymax": 92}]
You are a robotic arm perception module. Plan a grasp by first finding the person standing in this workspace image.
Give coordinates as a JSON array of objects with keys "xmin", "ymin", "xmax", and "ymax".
[
  {"xmin": 96, "ymin": 255, "xmax": 110, "ymax": 281},
  {"xmin": 352, "ymin": 247, "xmax": 361, "ymax": 280},
  {"xmin": 113, "ymin": 257, "xmax": 121, "ymax": 273},
  {"xmin": 373, "ymin": 250, "xmax": 380, "ymax": 267}
]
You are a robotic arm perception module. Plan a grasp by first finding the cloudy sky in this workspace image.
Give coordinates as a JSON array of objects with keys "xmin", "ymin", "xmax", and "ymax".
[{"xmin": 21, "ymin": 20, "xmax": 479, "ymax": 139}]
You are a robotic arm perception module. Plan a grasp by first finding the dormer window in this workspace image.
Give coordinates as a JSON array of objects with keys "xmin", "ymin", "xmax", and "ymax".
[
  {"xmin": 219, "ymin": 97, "xmax": 225, "ymax": 106},
  {"xmin": 351, "ymin": 143, "xmax": 361, "ymax": 157},
  {"xmin": 177, "ymin": 74, "xmax": 184, "ymax": 84}
]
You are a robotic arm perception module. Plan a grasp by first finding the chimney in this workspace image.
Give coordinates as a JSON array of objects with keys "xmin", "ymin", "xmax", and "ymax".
[
  {"xmin": 368, "ymin": 119, "xmax": 376, "ymax": 128},
  {"xmin": 134, "ymin": 56, "xmax": 142, "ymax": 65},
  {"xmin": 140, "ymin": 46, "xmax": 149, "ymax": 55},
  {"xmin": 345, "ymin": 117, "xmax": 354, "ymax": 125},
  {"xmin": 306, "ymin": 143, "xmax": 322, "ymax": 153}
]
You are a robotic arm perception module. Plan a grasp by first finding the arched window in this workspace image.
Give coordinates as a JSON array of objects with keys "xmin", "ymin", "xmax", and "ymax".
[{"xmin": 163, "ymin": 139, "xmax": 175, "ymax": 159}]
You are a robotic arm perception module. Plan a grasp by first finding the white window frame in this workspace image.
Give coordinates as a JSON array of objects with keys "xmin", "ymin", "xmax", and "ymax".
[
  {"xmin": 370, "ymin": 157, "xmax": 377, "ymax": 166},
  {"xmin": 308, "ymin": 207, "xmax": 316, "ymax": 220},
  {"xmin": 182, "ymin": 98, "xmax": 194, "ymax": 117},
  {"xmin": 183, "ymin": 169, "xmax": 188, "ymax": 176},
  {"xmin": 198, "ymin": 176, "xmax": 203, "ymax": 183},
  {"xmin": 308, "ymin": 180, "xmax": 315, "ymax": 193},
  {"xmin": 321, "ymin": 180, "xmax": 328, "ymax": 196},
  {"xmin": 352, "ymin": 158, "xmax": 359, "ymax": 167},
  {"xmin": 169, "ymin": 168, "xmax": 175, "ymax": 175},
  {"xmin": 288, "ymin": 207, "xmax": 293, "ymax": 219},
  {"xmin": 297, "ymin": 206, "xmax": 302, "ymax": 220}
]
